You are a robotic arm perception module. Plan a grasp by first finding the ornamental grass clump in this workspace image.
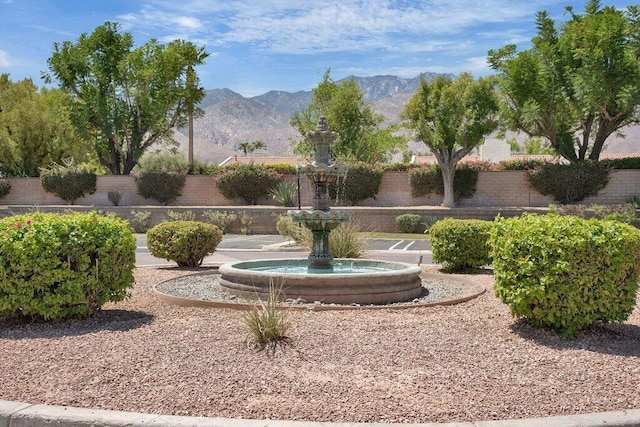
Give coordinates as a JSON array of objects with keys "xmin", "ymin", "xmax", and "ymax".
[
  {"xmin": 241, "ymin": 281, "xmax": 292, "ymax": 350},
  {"xmin": 429, "ymin": 218, "xmax": 493, "ymax": 271},
  {"xmin": 0, "ymin": 212, "xmax": 136, "ymax": 320},
  {"xmin": 146, "ymin": 220, "xmax": 222, "ymax": 267},
  {"xmin": 490, "ymin": 214, "xmax": 640, "ymax": 338}
]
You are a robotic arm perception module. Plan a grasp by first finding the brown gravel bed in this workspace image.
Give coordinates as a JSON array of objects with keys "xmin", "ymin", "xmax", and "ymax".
[{"xmin": 0, "ymin": 266, "xmax": 639, "ymax": 424}]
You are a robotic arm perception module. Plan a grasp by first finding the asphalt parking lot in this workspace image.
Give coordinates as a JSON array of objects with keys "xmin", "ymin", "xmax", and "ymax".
[{"xmin": 135, "ymin": 234, "xmax": 432, "ymax": 266}]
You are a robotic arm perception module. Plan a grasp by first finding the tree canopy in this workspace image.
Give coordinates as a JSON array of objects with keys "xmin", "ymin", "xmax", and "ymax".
[
  {"xmin": 44, "ymin": 22, "xmax": 208, "ymax": 175},
  {"xmin": 488, "ymin": 1, "xmax": 640, "ymax": 162},
  {"xmin": 0, "ymin": 74, "xmax": 91, "ymax": 176},
  {"xmin": 401, "ymin": 73, "xmax": 499, "ymax": 207},
  {"xmin": 290, "ymin": 69, "xmax": 406, "ymax": 163}
]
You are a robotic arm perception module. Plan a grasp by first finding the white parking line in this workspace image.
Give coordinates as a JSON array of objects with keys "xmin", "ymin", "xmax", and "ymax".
[
  {"xmin": 388, "ymin": 240, "xmax": 405, "ymax": 250},
  {"xmin": 403, "ymin": 241, "xmax": 415, "ymax": 250}
]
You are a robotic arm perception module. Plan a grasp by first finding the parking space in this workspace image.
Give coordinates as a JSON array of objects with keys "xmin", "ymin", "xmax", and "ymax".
[{"xmin": 366, "ymin": 238, "xmax": 430, "ymax": 251}]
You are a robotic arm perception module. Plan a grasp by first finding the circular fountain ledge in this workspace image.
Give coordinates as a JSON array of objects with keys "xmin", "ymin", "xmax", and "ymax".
[{"xmin": 217, "ymin": 258, "xmax": 424, "ymax": 305}]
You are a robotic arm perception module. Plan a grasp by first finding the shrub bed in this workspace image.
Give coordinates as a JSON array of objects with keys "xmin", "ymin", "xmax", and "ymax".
[
  {"xmin": 429, "ymin": 218, "xmax": 493, "ymax": 271},
  {"xmin": 0, "ymin": 212, "xmax": 136, "ymax": 320},
  {"xmin": 147, "ymin": 221, "xmax": 223, "ymax": 267},
  {"xmin": 490, "ymin": 214, "xmax": 640, "ymax": 338}
]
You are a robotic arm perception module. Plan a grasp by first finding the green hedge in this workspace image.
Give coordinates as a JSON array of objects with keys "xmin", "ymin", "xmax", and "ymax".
[
  {"xmin": 135, "ymin": 171, "xmax": 186, "ymax": 205},
  {"xmin": 528, "ymin": 162, "xmax": 610, "ymax": 204},
  {"xmin": 395, "ymin": 214, "xmax": 423, "ymax": 233},
  {"xmin": 408, "ymin": 162, "xmax": 488, "ymax": 199},
  {"xmin": 0, "ymin": 212, "xmax": 136, "ymax": 320},
  {"xmin": 490, "ymin": 214, "xmax": 640, "ymax": 338},
  {"xmin": 0, "ymin": 176, "xmax": 10, "ymax": 199},
  {"xmin": 40, "ymin": 170, "xmax": 97, "ymax": 204},
  {"xmin": 329, "ymin": 162, "xmax": 384, "ymax": 205},
  {"xmin": 147, "ymin": 221, "xmax": 223, "ymax": 267},
  {"xmin": 429, "ymin": 218, "xmax": 493, "ymax": 271},
  {"xmin": 214, "ymin": 163, "xmax": 283, "ymax": 205}
]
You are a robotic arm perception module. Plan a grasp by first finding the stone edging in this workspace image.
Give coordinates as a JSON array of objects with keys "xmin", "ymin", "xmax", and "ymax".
[{"xmin": 152, "ymin": 270, "xmax": 487, "ymax": 311}]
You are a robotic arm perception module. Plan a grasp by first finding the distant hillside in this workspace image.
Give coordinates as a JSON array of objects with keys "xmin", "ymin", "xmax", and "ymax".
[{"xmin": 175, "ymin": 73, "xmax": 640, "ymax": 165}]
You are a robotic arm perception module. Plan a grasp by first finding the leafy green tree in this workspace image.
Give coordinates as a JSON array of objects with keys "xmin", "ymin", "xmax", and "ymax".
[
  {"xmin": 237, "ymin": 140, "xmax": 266, "ymax": 157},
  {"xmin": 44, "ymin": 22, "xmax": 208, "ymax": 175},
  {"xmin": 290, "ymin": 69, "xmax": 406, "ymax": 163},
  {"xmin": 0, "ymin": 74, "xmax": 91, "ymax": 176},
  {"xmin": 488, "ymin": 1, "xmax": 640, "ymax": 162},
  {"xmin": 401, "ymin": 73, "xmax": 499, "ymax": 207}
]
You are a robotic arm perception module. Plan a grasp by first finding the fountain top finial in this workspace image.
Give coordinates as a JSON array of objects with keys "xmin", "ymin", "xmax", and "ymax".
[{"xmin": 317, "ymin": 116, "xmax": 328, "ymax": 131}]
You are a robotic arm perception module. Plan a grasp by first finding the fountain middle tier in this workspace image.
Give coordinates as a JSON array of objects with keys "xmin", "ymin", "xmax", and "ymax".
[
  {"xmin": 288, "ymin": 209, "xmax": 353, "ymax": 230},
  {"xmin": 297, "ymin": 163, "xmax": 348, "ymax": 181}
]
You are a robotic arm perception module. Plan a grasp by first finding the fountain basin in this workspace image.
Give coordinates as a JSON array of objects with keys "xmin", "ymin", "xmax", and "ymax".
[{"xmin": 218, "ymin": 258, "xmax": 423, "ymax": 305}]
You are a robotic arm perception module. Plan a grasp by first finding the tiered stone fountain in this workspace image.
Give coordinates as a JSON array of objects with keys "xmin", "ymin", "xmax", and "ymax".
[{"xmin": 218, "ymin": 117, "xmax": 423, "ymax": 305}]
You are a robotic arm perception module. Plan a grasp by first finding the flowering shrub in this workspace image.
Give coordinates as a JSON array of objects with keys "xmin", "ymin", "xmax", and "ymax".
[
  {"xmin": 214, "ymin": 163, "xmax": 283, "ymax": 205},
  {"xmin": 0, "ymin": 212, "xmax": 136, "ymax": 320}
]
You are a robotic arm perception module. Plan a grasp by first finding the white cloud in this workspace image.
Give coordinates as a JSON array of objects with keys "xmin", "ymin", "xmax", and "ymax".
[
  {"xmin": 118, "ymin": 0, "xmax": 563, "ymax": 54},
  {"xmin": 0, "ymin": 50, "xmax": 10, "ymax": 67}
]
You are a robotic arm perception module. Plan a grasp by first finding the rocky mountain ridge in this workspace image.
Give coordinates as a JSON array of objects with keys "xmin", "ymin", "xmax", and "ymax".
[{"xmin": 175, "ymin": 73, "xmax": 639, "ymax": 165}]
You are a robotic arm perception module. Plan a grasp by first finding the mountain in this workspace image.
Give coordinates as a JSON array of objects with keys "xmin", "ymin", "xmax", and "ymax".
[{"xmin": 176, "ymin": 73, "xmax": 640, "ymax": 165}]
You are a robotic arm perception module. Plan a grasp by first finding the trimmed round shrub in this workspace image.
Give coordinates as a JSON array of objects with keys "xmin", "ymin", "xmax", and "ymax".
[
  {"xmin": 528, "ymin": 162, "xmax": 610, "ymax": 204},
  {"xmin": 135, "ymin": 171, "xmax": 186, "ymax": 205},
  {"xmin": 0, "ymin": 212, "xmax": 136, "ymax": 320},
  {"xmin": 147, "ymin": 221, "xmax": 223, "ymax": 267},
  {"xmin": 429, "ymin": 218, "xmax": 493, "ymax": 271},
  {"xmin": 329, "ymin": 162, "xmax": 384, "ymax": 205},
  {"xmin": 490, "ymin": 214, "xmax": 640, "ymax": 338},
  {"xmin": 214, "ymin": 163, "xmax": 283, "ymax": 205},
  {"xmin": 395, "ymin": 214, "xmax": 423, "ymax": 233}
]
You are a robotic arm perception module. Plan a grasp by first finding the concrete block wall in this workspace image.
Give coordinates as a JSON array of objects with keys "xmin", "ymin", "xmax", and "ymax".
[{"xmin": 2, "ymin": 170, "xmax": 639, "ymax": 208}]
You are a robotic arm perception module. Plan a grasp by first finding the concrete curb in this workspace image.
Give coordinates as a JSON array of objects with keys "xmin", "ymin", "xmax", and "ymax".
[{"xmin": 1, "ymin": 400, "xmax": 639, "ymax": 427}]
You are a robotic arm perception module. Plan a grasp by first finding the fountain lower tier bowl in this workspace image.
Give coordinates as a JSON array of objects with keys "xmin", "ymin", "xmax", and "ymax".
[
  {"xmin": 218, "ymin": 258, "xmax": 423, "ymax": 305},
  {"xmin": 288, "ymin": 210, "xmax": 353, "ymax": 229}
]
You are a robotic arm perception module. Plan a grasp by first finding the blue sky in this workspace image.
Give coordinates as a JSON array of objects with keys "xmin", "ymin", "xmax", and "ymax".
[{"xmin": 1, "ymin": 0, "xmax": 637, "ymax": 97}]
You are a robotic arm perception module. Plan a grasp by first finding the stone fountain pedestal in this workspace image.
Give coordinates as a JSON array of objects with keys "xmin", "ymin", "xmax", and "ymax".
[{"xmin": 217, "ymin": 117, "xmax": 423, "ymax": 305}]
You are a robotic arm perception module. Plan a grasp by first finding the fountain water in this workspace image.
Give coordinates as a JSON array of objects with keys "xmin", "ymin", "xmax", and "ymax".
[{"xmin": 218, "ymin": 117, "xmax": 423, "ymax": 305}]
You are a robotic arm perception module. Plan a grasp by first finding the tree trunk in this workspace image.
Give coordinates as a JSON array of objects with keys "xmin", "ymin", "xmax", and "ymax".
[
  {"xmin": 441, "ymin": 163, "xmax": 456, "ymax": 208},
  {"xmin": 188, "ymin": 112, "xmax": 194, "ymax": 166}
]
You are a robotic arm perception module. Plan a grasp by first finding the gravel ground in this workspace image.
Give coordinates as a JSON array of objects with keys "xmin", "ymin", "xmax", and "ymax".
[{"xmin": 0, "ymin": 266, "xmax": 639, "ymax": 424}]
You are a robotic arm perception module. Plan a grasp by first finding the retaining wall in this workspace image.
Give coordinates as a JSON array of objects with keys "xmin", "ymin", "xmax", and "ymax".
[
  {"xmin": 1, "ymin": 170, "xmax": 637, "ymax": 233},
  {"xmin": 3, "ymin": 170, "xmax": 639, "ymax": 208}
]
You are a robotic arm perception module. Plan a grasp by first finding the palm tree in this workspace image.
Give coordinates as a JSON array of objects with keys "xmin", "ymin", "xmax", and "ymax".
[
  {"xmin": 181, "ymin": 43, "xmax": 209, "ymax": 166},
  {"xmin": 237, "ymin": 140, "xmax": 266, "ymax": 157}
]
